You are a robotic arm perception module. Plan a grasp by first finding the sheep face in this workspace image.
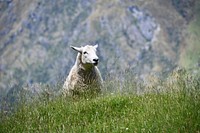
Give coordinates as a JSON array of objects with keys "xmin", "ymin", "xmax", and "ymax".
[{"xmin": 71, "ymin": 45, "xmax": 99, "ymax": 66}]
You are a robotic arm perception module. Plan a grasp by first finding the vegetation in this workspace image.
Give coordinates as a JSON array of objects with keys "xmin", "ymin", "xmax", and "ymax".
[
  {"xmin": 1, "ymin": 1, "xmax": 199, "ymax": 132},
  {"xmin": 0, "ymin": 69, "xmax": 200, "ymax": 132}
]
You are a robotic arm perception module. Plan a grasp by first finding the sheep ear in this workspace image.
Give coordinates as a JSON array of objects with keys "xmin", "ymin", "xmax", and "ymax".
[
  {"xmin": 70, "ymin": 46, "xmax": 82, "ymax": 53},
  {"xmin": 94, "ymin": 44, "xmax": 98, "ymax": 49}
]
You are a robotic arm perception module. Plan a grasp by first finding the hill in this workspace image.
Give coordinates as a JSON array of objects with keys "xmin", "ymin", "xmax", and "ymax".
[
  {"xmin": 0, "ymin": 69, "xmax": 200, "ymax": 132},
  {"xmin": 1, "ymin": 88, "xmax": 200, "ymax": 132}
]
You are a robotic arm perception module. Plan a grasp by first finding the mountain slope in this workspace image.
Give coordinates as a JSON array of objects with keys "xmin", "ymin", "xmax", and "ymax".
[{"xmin": 0, "ymin": 0, "xmax": 199, "ymax": 97}]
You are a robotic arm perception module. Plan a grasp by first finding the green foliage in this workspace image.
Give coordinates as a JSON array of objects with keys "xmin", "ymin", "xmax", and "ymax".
[{"xmin": 0, "ymin": 69, "xmax": 200, "ymax": 132}]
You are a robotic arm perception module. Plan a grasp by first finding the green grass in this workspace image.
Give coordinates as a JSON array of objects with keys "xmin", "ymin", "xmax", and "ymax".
[
  {"xmin": 0, "ymin": 69, "xmax": 200, "ymax": 132},
  {"xmin": 1, "ymin": 91, "xmax": 200, "ymax": 132}
]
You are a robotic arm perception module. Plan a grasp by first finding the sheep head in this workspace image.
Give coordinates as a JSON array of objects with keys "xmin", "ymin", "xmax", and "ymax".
[{"xmin": 71, "ymin": 45, "xmax": 99, "ymax": 67}]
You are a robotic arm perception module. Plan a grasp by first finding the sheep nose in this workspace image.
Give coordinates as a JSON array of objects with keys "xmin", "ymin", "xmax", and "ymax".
[{"xmin": 93, "ymin": 59, "xmax": 99, "ymax": 63}]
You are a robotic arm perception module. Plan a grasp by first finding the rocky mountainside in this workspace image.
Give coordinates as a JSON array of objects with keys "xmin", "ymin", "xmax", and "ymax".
[{"xmin": 0, "ymin": 0, "xmax": 199, "ymax": 98}]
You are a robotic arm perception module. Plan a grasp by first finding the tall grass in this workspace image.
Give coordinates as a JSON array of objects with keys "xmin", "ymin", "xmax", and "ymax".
[{"xmin": 0, "ymin": 68, "xmax": 200, "ymax": 132}]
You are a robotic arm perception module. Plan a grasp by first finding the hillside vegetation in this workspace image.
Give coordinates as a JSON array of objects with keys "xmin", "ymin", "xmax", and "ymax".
[
  {"xmin": 0, "ymin": 69, "xmax": 200, "ymax": 132},
  {"xmin": 1, "ymin": 94, "xmax": 199, "ymax": 132},
  {"xmin": 0, "ymin": 1, "xmax": 200, "ymax": 132}
]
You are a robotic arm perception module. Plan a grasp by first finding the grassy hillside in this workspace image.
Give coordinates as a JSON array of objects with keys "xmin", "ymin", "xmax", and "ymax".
[
  {"xmin": 1, "ymin": 69, "xmax": 200, "ymax": 132},
  {"xmin": 1, "ymin": 93, "xmax": 199, "ymax": 132},
  {"xmin": 0, "ymin": 2, "xmax": 199, "ymax": 131}
]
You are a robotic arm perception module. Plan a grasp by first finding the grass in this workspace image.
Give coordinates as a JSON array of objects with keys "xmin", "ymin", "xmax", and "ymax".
[{"xmin": 0, "ymin": 69, "xmax": 200, "ymax": 132}]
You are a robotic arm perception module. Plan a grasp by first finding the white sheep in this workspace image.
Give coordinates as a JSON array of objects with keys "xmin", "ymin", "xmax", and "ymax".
[{"xmin": 62, "ymin": 44, "xmax": 103, "ymax": 96}]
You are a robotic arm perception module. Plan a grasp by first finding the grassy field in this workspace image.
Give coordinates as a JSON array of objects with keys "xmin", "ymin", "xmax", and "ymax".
[{"xmin": 0, "ymin": 69, "xmax": 200, "ymax": 132}]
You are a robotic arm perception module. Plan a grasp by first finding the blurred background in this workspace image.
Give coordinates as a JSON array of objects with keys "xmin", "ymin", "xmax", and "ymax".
[{"xmin": 0, "ymin": 0, "xmax": 200, "ymax": 102}]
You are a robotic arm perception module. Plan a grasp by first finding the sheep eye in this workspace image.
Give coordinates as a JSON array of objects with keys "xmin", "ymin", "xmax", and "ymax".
[{"xmin": 83, "ymin": 51, "xmax": 88, "ymax": 54}]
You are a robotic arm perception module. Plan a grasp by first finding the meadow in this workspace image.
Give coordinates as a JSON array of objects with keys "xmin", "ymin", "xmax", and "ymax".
[{"xmin": 0, "ymin": 68, "xmax": 200, "ymax": 132}]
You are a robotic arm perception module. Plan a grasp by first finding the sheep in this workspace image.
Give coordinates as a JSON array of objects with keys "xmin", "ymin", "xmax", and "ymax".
[{"xmin": 62, "ymin": 44, "xmax": 103, "ymax": 96}]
